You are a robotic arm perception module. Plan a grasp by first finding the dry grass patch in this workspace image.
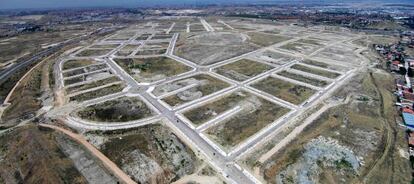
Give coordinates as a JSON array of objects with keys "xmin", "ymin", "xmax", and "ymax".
[
  {"xmin": 251, "ymin": 76, "xmax": 316, "ymax": 105},
  {"xmin": 291, "ymin": 64, "xmax": 341, "ymax": 79},
  {"xmin": 215, "ymin": 59, "xmax": 273, "ymax": 82},
  {"xmin": 114, "ymin": 57, "xmax": 192, "ymax": 83}
]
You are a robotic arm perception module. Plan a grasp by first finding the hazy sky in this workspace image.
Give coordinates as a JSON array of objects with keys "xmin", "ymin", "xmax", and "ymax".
[{"xmin": 0, "ymin": 0, "xmax": 409, "ymax": 10}]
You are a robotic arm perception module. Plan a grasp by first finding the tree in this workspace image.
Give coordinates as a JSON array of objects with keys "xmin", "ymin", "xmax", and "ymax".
[
  {"xmin": 400, "ymin": 67, "xmax": 407, "ymax": 75},
  {"xmin": 408, "ymin": 67, "xmax": 414, "ymax": 78}
]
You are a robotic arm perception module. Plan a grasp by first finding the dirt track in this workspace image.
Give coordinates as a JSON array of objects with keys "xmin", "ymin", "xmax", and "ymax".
[{"xmin": 39, "ymin": 123, "xmax": 137, "ymax": 184}]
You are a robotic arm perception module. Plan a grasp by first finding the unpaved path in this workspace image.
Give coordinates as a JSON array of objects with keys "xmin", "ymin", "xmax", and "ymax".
[{"xmin": 39, "ymin": 123, "xmax": 136, "ymax": 184}]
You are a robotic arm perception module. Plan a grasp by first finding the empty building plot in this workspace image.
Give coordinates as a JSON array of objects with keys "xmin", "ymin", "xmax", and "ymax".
[
  {"xmin": 141, "ymin": 41, "xmax": 170, "ymax": 50},
  {"xmin": 301, "ymin": 59, "xmax": 349, "ymax": 72},
  {"xmin": 276, "ymin": 70, "xmax": 330, "ymax": 87},
  {"xmin": 115, "ymin": 44, "xmax": 141, "ymax": 56},
  {"xmin": 114, "ymin": 57, "xmax": 192, "ymax": 83},
  {"xmin": 195, "ymin": 90, "xmax": 290, "ymax": 151},
  {"xmin": 174, "ymin": 32, "xmax": 257, "ymax": 66},
  {"xmin": 156, "ymin": 74, "xmax": 231, "ymax": 108},
  {"xmin": 312, "ymin": 32, "xmax": 353, "ymax": 42},
  {"xmin": 290, "ymin": 64, "xmax": 341, "ymax": 79},
  {"xmin": 279, "ymin": 39, "xmax": 325, "ymax": 55},
  {"xmin": 62, "ymin": 63, "xmax": 108, "ymax": 78},
  {"xmin": 86, "ymin": 121, "xmax": 202, "ymax": 184},
  {"xmin": 76, "ymin": 49, "xmax": 113, "ymax": 57},
  {"xmin": 314, "ymin": 44, "xmax": 361, "ymax": 64},
  {"xmin": 135, "ymin": 33, "xmax": 152, "ymax": 41},
  {"xmin": 76, "ymin": 96, "xmax": 156, "ymax": 122},
  {"xmin": 170, "ymin": 22, "xmax": 187, "ymax": 33},
  {"xmin": 150, "ymin": 33, "xmax": 173, "ymax": 40},
  {"xmin": 69, "ymin": 83, "xmax": 125, "ymax": 102},
  {"xmin": 254, "ymin": 50, "xmax": 297, "ymax": 65},
  {"xmin": 106, "ymin": 32, "xmax": 135, "ymax": 41},
  {"xmin": 214, "ymin": 59, "xmax": 273, "ymax": 82},
  {"xmin": 65, "ymin": 76, "xmax": 121, "ymax": 94},
  {"xmin": 251, "ymin": 76, "xmax": 316, "ymax": 105},
  {"xmin": 135, "ymin": 49, "xmax": 167, "ymax": 56},
  {"xmin": 190, "ymin": 22, "xmax": 206, "ymax": 32},
  {"xmin": 246, "ymin": 32, "xmax": 291, "ymax": 47},
  {"xmin": 62, "ymin": 59, "xmax": 101, "ymax": 70},
  {"xmin": 89, "ymin": 44, "xmax": 120, "ymax": 49},
  {"xmin": 64, "ymin": 70, "xmax": 113, "ymax": 86},
  {"xmin": 226, "ymin": 22, "xmax": 256, "ymax": 31}
]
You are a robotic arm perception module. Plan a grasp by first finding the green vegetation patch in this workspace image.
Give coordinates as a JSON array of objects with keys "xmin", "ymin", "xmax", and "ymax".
[
  {"xmin": 215, "ymin": 59, "xmax": 273, "ymax": 82},
  {"xmin": 77, "ymin": 96, "xmax": 155, "ymax": 122},
  {"xmin": 291, "ymin": 64, "xmax": 341, "ymax": 79},
  {"xmin": 252, "ymin": 76, "xmax": 316, "ymax": 105},
  {"xmin": 114, "ymin": 57, "xmax": 192, "ymax": 83}
]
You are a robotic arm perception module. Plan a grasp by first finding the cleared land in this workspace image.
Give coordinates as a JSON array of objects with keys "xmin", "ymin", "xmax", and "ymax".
[
  {"xmin": 76, "ymin": 49, "xmax": 112, "ymax": 57},
  {"xmin": 136, "ymin": 49, "xmax": 167, "ymax": 56},
  {"xmin": 87, "ymin": 122, "xmax": 201, "ymax": 184},
  {"xmin": 247, "ymin": 32, "xmax": 291, "ymax": 47},
  {"xmin": 69, "ymin": 83, "xmax": 125, "ymax": 102},
  {"xmin": 215, "ymin": 59, "xmax": 273, "ymax": 82},
  {"xmin": 77, "ymin": 96, "xmax": 155, "ymax": 122},
  {"xmin": 277, "ymin": 70, "xmax": 329, "ymax": 87},
  {"xmin": 114, "ymin": 57, "xmax": 192, "ymax": 83},
  {"xmin": 63, "ymin": 59, "xmax": 99, "ymax": 70},
  {"xmin": 291, "ymin": 64, "xmax": 341, "ymax": 79},
  {"xmin": 301, "ymin": 59, "xmax": 349, "ymax": 72},
  {"xmin": 252, "ymin": 76, "xmax": 316, "ymax": 105},
  {"xmin": 201, "ymin": 90, "xmax": 290, "ymax": 150},
  {"xmin": 174, "ymin": 32, "xmax": 257, "ymax": 66},
  {"xmin": 63, "ymin": 64, "xmax": 107, "ymax": 77},
  {"xmin": 115, "ymin": 44, "xmax": 140, "ymax": 56},
  {"xmin": 157, "ymin": 74, "xmax": 230, "ymax": 107},
  {"xmin": 89, "ymin": 44, "xmax": 120, "ymax": 49},
  {"xmin": 280, "ymin": 42, "xmax": 320, "ymax": 55},
  {"xmin": 66, "ymin": 76, "xmax": 120, "ymax": 94}
]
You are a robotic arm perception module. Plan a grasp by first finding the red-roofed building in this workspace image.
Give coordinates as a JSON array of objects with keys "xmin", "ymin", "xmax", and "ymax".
[
  {"xmin": 403, "ymin": 91, "xmax": 414, "ymax": 101},
  {"xmin": 403, "ymin": 107, "xmax": 414, "ymax": 114}
]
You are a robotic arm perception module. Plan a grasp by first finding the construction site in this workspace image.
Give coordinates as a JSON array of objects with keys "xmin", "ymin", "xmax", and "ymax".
[{"xmin": 0, "ymin": 15, "xmax": 411, "ymax": 184}]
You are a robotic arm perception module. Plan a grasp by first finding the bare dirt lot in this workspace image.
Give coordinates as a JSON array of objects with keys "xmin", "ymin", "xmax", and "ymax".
[
  {"xmin": 204, "ymin": 90, "xmax": 290, "ymax": 151},
  {"xmin": 214, "ymin": 59, "xmax": 273, "ymax": 82},
  {"xmin": 114, "ymin": 57, "xmax": 192, "ymax": 83},
  {"xmin": 76, "ymin": 96, "xmax": 155, "ymax": 122},
  {"xmin": 251, "ymin": 76, "xmax": 316, "ymax": 105},
  {"xmin": 174, "ymin": 32, "xmax": 258, "ymax": 66},
  {"xmin": 157, "ymin": 74, "xmax": 231, "ymax": 107}
]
